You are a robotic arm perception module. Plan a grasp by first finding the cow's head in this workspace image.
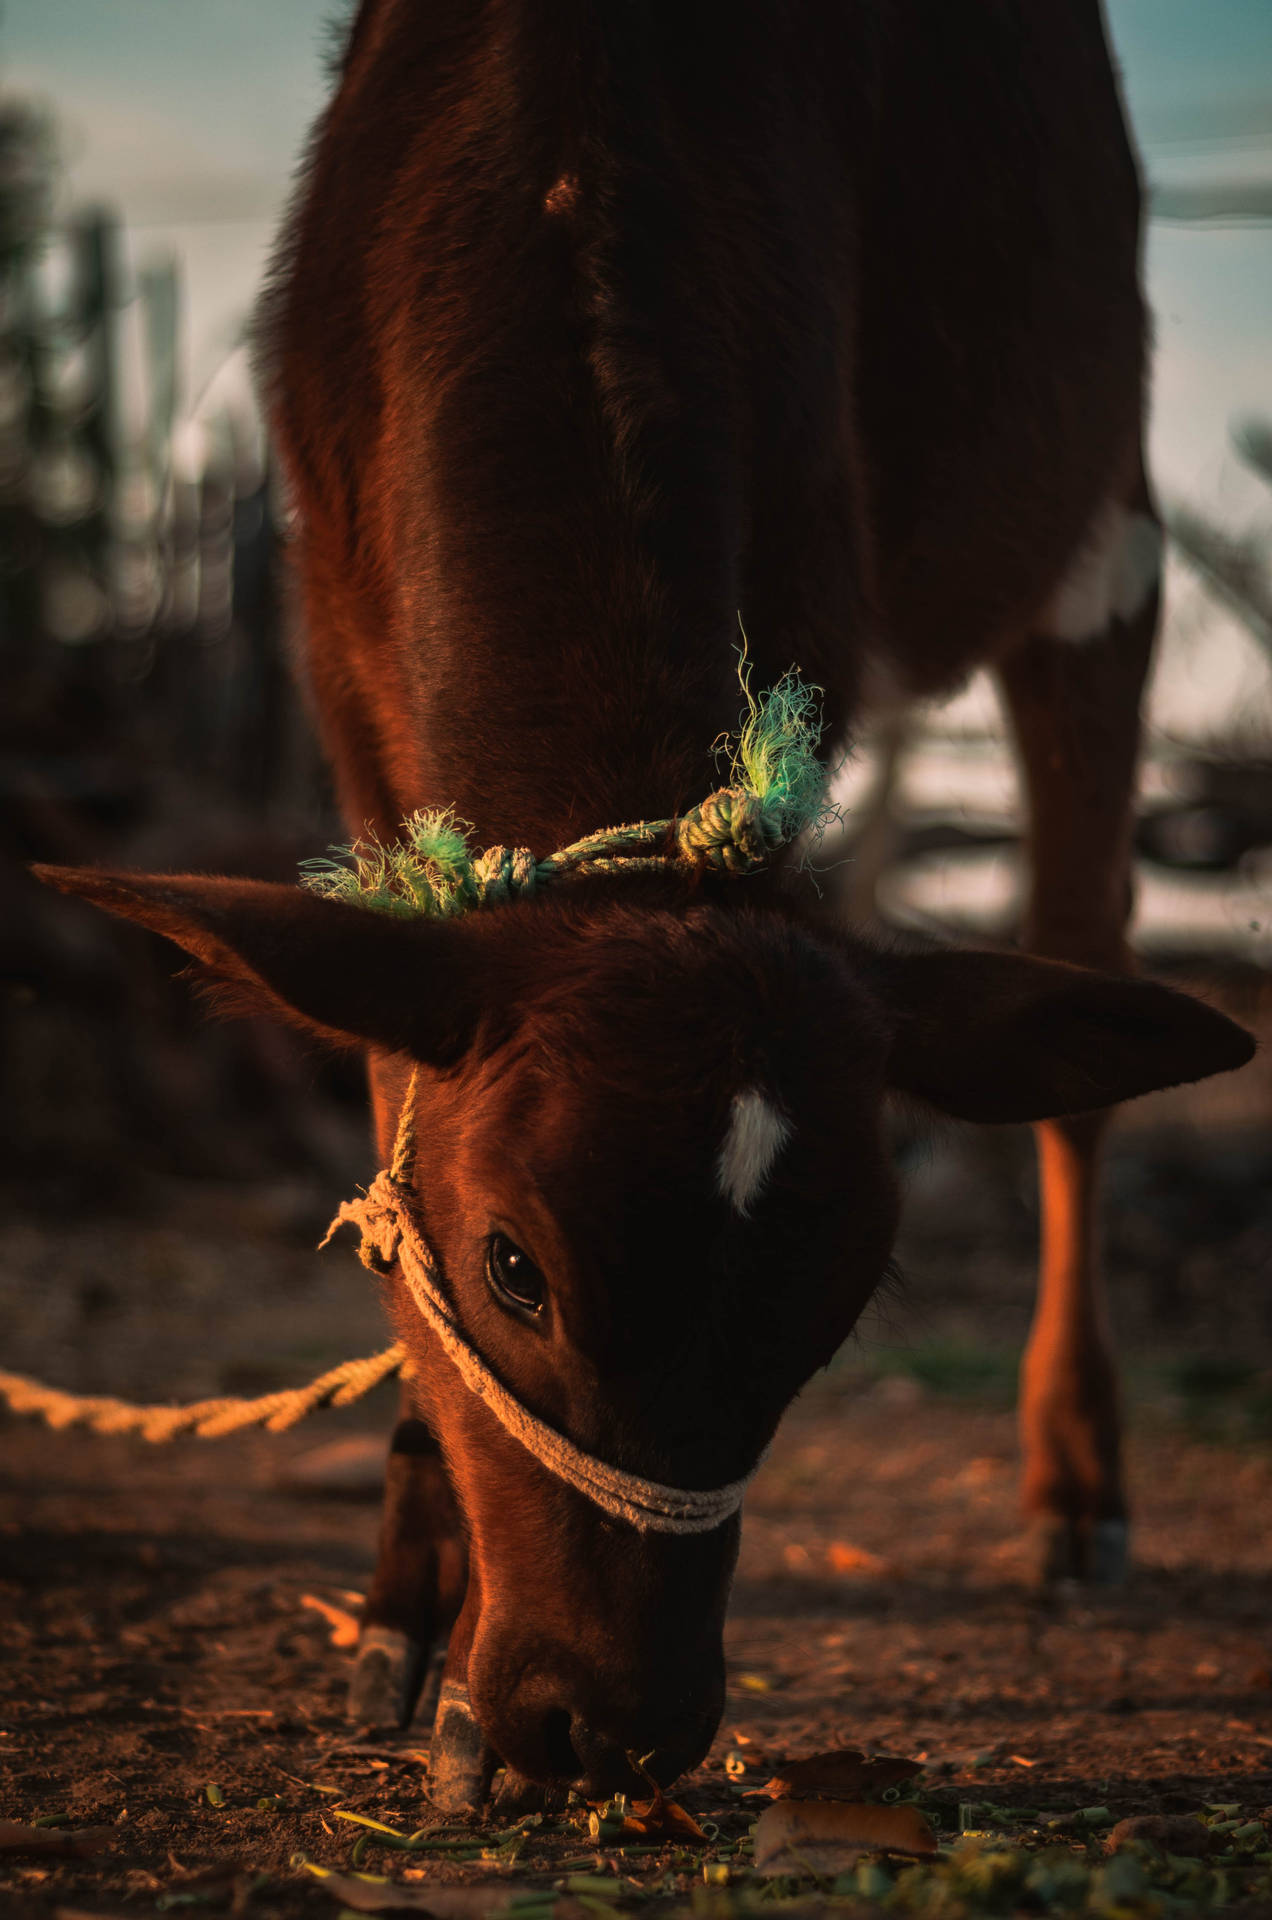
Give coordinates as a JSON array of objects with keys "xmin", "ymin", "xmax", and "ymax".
[{"xmin": 34, "ymin": 865, "xmax": 1253, "ymax": 1790}]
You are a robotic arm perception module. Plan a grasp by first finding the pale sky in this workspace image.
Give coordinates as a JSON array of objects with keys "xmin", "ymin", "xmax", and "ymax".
[{"xmin": 3, "ymin": 0, "xmax": 1270, "ymax": 507}]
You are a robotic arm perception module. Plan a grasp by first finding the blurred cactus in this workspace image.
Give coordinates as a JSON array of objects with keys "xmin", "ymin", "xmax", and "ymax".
[
  {"xmin": 0, "ymin": 95, "xmax": 346, "ymax": 1200},
  {"xmin": 1234, "ymin": 416, "xmax": 1272, "ymax": 495},
  {"xmin": 0, "ymin": 99, "xmax": 56, "ymax": 267}
]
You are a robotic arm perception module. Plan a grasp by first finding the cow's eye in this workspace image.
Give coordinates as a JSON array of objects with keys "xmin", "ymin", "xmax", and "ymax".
[{"xmin": 486, "ymin": 1234, "xmax": 546, "ymax": 1316}]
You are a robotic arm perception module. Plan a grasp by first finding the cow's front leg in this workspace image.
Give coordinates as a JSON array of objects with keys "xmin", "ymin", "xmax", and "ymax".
[
  {"xmin": 348, "ymin": 1408, "xmax": 468, "ymax": 1727},
  {"xmin": 426, "ymin": 1555, "xmax": 567, "ymax": 1815},
  {"xmin": 996, "ymin": 483, "xmax": 1160, "ymax": 1584},
  {"xmin": 426, "ymin": 1581, "xmax": 504, "ymax": 1811},
  {"xmin": 1016, "ymin": 1108, "xmax": 1127, "ymax": 1583}
]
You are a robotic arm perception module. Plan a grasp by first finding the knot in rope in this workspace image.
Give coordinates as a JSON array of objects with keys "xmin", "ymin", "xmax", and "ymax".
[
  {"xmin": 675, "ymin": 786, "xmax": 784, "ymax": 874},
  {"xmin": 299, "ymin": 664, "xmax": 833, "ymax": 918},
  {"xmin": 321, "ymin": 1170, "xmax": 403, "ymax": 1275},
  {"xmin": 470, "ymin": 844, "xmax": 539, "ymax": 906}
]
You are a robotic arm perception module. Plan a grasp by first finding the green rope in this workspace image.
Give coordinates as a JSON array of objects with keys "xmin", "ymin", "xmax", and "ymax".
[{"xmin": 299, "ymin": 666, "xmax": 831, "ymax": 916}]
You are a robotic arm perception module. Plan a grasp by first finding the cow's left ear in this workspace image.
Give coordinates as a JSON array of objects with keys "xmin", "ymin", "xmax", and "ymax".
[
  {"xmin": 872, "ymin": 946, "xmax": 1254, "ymax": 1123},
  {"xmin": 31, "ymin": 865, "xmax": 514, "ymax": 1064}
]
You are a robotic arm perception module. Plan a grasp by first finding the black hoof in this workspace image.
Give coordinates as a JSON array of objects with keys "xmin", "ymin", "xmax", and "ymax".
[
  {"xmin": 1025, "ymin": 1514, "xmax": 1080, "ymax": 1587},
  {"xmin": 1025, "ymin": 1515, "xmax": 1130, "ymax": 1588},
  {"xmin": 429, "ymin": 1679, "xmax": 495, "ymax": 1811},
  {"xmin": 1086, "ymin": 1517, "xmax": 1129, "ymax": 1586},
  {"xmin": 347, "ymin": 1626, "xmax": 426, "ymax": 1728}
]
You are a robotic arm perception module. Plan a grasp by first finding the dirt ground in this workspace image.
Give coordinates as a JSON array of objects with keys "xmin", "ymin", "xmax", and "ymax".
[
  {"xmin": 2, "ymin": 981, "xmax": 1271, "ymax": 1918},
  {"xmin": 3, "ymin": 1350, "xmax": 1272, "ymax": 1915}
]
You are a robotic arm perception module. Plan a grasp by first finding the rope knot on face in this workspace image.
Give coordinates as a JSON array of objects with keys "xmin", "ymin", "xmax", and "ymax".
[
  {"xmin": 470, "ymin": 844, "xmax": 539, "ymax": 906},
  {"xmin": 320, "ymin": 1171, "xmax": 403, "ymax": 1275},
  {"xmin": 298, "ymin": 665, "xmax": 833, "ymax": 913},
  {"xmin": 675, "ymin": 787, "xmax": 784, "ymax": 873}
]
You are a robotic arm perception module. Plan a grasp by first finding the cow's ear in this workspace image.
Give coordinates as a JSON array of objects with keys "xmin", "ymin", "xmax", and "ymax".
[
  {"xmin": 873, "ymin": 946, "xmax": 1254, "ymax": 1123},
  {"xmin": 32, "ymin": 865, "xmax": 502, "ymax": 1064}
]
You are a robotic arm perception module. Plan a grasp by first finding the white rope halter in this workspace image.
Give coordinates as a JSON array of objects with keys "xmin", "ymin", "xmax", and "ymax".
[{"xmin": 321, "ymin": 1075, "xmax": 755, "ymax": 1535}]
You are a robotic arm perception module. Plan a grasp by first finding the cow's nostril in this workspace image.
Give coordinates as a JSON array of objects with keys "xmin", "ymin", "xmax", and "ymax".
[
  {"xmin": 541, "ymin": 1706, "xmax": 581, "ymax": 1780},
  {"xmin": 567, "ymin": 1724, "xmax": 648, "ymax": 1797}
]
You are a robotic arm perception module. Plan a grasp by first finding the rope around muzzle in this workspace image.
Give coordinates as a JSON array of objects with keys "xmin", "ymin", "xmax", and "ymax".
[{"xmin": 319, "ymin": 1071, "xmax": 755, "ymax": 1535}]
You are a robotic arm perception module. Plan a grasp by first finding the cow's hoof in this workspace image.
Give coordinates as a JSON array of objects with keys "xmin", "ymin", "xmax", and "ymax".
[
  {"xmin": 429, "ymin": 1679, "xmax": 495, "ymax": 1811},
  {"xmin": 1086, "ymin": 1517, "xmax": 1129, "ymax": 1587},
  {"xmin": 491, "ymin": 1768, "xmax": 570, "ymax": 1818},
  {"xmin": 1024, "ymin": 1515, "xmax": 1130, "ymax": 1588},
  {"xmin": 1024, "ymin": 1514, "xmax": 1080, "ymax": 1588},
  {"xmin": 347, "ymin": 1626, "xmax": 425, "ymax": 1728}
]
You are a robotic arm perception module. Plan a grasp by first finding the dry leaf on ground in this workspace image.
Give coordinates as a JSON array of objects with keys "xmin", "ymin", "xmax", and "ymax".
[
  {"xmin": 280, "ymin": 1436, "xmax": 386, "ymax": 1497},
  {"xmin": 311, "ymin": 1870, "xmax": 551, "ymax": 1914},
  {"xmin": 759, "ymin": 1746, "xmax": 923, "ymax": 1802},
  {"xmin": 826, "ymin": 1541, "xmax": 891, "ymax": 1576},
  {"xmin": 300, "ymin": 1592, "xmax": 361, "ymax": 1649},
  {"xmin": 53, "ymin": 1908, "xmax": 138, "ymax": 1920},
  {"xmin": 621, "ymin": 1794, "xmax": 706, "ymax": 1840},
  {"xmin": 1107, "ymin": 1815, "xmax": 1213, "ymax": 1855},
  {"xmin": 0, "ymin": 1820, "xmax": 116, "ymax": 1858},
  {"xmin": 611, "ymin": 1754, "xmax": 708, "ymax": 1840},
  {"xmin": 753, "ymin": 1798, "xmax": 937, "ymax": 1874}
]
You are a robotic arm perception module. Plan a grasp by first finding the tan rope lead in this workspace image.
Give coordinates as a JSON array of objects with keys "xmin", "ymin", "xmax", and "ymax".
[
  {"xmin": 321, "ymin": 1073, "xmax": 755, "ymax": 1536},
  {"xmin": 0, "ymin": 1344, "xmax": 405, "ymax": 1443},
  {"xmin": 0, "ymin": 1087, "xmax": 753, "ymax": 1528}
]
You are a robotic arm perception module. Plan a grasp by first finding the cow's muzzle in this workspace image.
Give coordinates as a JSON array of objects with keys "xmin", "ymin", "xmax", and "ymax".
[{"xmin": 472, "ymin": 1635, "xmax": 726, "ymax": 1796}]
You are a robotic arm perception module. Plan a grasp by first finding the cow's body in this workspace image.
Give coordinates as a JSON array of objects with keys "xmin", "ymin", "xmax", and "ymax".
[
  {"xmin": 39, "ymin": 1, "xmax": 1254, "ymax": 1805},
  {"xmin": 266, "ymin": 0, "xmax": 1143, "ymax": 849}
]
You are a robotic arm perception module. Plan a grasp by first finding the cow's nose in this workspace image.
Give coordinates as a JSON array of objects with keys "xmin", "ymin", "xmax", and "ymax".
[
  {"xmin": 525, "ymin": 1699, "xmax": 662, "ymax": 1796},
  {"xmin": 484, "ymin": 1658, "xmax": 717, "ymax": 1794},
  {"xmin": 536, "ymin": 1704, "xmax": 588, "ymax": 1782},
  {"xmin": 564, "ymin": 1715, "xmax": 660, "ymax": 1798},
  {"xmin": 533, "ymin": 1703, "xmax": 698, "ymax": 1798}
]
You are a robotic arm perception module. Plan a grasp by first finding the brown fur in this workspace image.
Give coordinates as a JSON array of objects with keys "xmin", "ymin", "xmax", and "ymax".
[
  {"xmin": 36, "ymin": 1, "xmax": 1254, "ymax": 1792},
  {"xmin": 33, "ymin": 862, "xmax": 1252, "ymax": 1784}
]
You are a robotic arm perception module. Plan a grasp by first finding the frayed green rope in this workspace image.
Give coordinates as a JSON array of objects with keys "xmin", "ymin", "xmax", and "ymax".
[{"xmin": 299, "ymin": 664, "xmax": 832, "ymax": 916}]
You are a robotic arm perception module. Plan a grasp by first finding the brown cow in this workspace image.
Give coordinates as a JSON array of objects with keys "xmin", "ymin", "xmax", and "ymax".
[{"xmin": 38, "ymin": 0, "xmax": 1253, "ymax": 1804}]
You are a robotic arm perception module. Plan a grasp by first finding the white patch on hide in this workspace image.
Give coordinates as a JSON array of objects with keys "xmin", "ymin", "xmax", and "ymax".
[
  {"xmin": 716, "ymin": 1088, "xmax": 791, "ymax": 1218},
  {"xmin": 1043, "ymin": 502, "xmax": 1162, "ymax": 643}
]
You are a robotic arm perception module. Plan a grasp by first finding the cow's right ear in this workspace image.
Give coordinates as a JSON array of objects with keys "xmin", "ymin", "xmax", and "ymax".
[
  {"xmin": 32, "ymin": 865, "xmax": 506, "ymax": 1065},
  {"xmin": 870, "ymin": 943, "xmax": 1254, "ymax": 1122}
]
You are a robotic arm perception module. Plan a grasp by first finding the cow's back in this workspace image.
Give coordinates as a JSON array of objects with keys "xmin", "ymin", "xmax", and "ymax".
[
  {"xmin": 265, "ymin": 1, "xmax": 1144, "ymax": 833},
  {"xmin": 855, "ymin": 2, "xmax": 1144, "ymax": 693}
]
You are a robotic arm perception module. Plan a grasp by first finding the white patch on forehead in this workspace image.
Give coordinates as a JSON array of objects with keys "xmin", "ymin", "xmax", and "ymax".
[
  {"xmin": 716, "ymin": 1088, "xmax": 791, "ymax": 1218},
  {"xmin": 1043, "ymin": 501, "xmax": 1162, "ymax": 644}
]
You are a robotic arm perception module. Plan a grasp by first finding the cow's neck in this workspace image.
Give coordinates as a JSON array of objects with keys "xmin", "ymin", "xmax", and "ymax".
[
  {"xmin": 302, "ymin": 488, "xmax": 775, "ymax": 859},
  {"xmin": 406, "ymin": 640, "xmax": 744, "ymax": 857}
]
